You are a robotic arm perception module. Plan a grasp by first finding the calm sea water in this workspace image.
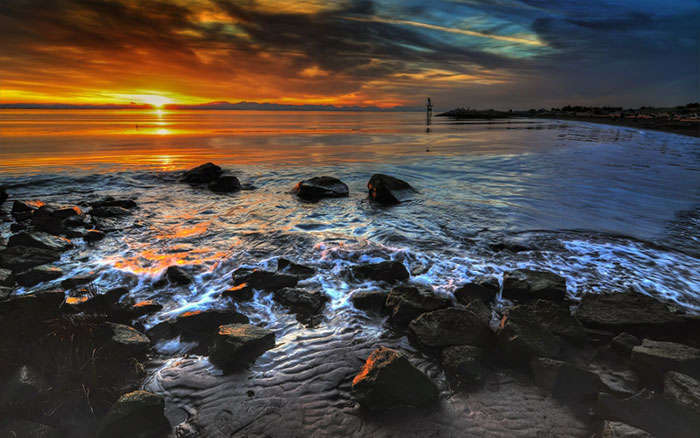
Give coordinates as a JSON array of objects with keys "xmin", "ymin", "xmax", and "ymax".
[{"xmin": 1, "ymin": 110, "xmax": 699, "ymax": 436}]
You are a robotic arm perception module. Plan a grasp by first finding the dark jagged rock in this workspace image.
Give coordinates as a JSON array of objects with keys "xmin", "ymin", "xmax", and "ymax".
[
  {"xmin": 90, "ymin": 196, "xmax": 137, "ymax": 209},
  {"xmin": 409, "ymin": 307, "xmax": 492, "ymax": 348},
  {"xmin": 98, "ymin": 390, "xmax": 170, "ymax": 438},
  {"xmin": 367, "ymin": 174, "xmax": 416, "ymax": 205},
  {"xmin": 272, "ymin": 287, "xmax": 329, "ymax": 321},
  {"xmin": 664, "ymin": 371, "xmax": 700, "ymax": 416},
  {"xmin": 506, "ymin": 299, "xmax": 586, "ymax": 344},
  {"xmin": 164, "ymin": 265, "xmax": 193, "ymax": 285},
  {"xmin": 350, "ymin": 290, "xmax": 388, "ymax": 313},
  {"xmin": 182, "ymin": 162, "xmax": 223, "ymax": 184},
  {"xmin": 502, "ymin": 269, "xmax": 567, "ymax": 302},
  {"xmin": 84, "ymin": 229, "xmax": 106, "ymax": 242},
  {"xmin": 530, "ymin": 357, "xmax": 601, "ymax": 401},
  {"xmin": 7, "ymin": 231, "xmax": 73, "ymax": 252},
  {"xmin": 612, "ymin": 332, "xmax": 642, "ymax": 355},
  {"xmin": 91, "ymin": 206, "xmax": 131, "ymax": 217},
  {"xmin": 0, "ymin": 268, "xmax": 13, "ymax": 287},
  {"xmin": 209, "ymin": 323, "xmax": 275, "ymax": 368},
  {"xmin": 385, "ymin": 285, "xmax": 451, "ymax": 325},
  {"xmin": 232, "ymin": 268, "xmax": 298, "ymax": 291},
  {"xmin": 147, "ymin": 310, "xmax": 249, "ymax": 349},
  {"xmin": 441, "ymin": 345, "xmax": 485, "ymax": 387},
  {"xmin": 352, "ymin": 346, "xmax": 438, "ymax": 410},
  {"xmin": 496, "ymin": 306, "xmax": 564, "ymax": 361},
  {"xmin": 29, "ymin": 205, "xmax": 83, "ymax": 235},
  {"xmin": 631, "ymin": 339, "xmax": 700, "ymax": 382},
  {"xmin": 351, "ymin": 260, "xmax": 409, "ymax": 283},
  {"xmin": 222, "ymin": 283, "xmax": 254, "ymax": 301},
  {"xmin": 293, "ymin": 176, "xmax": 349, "ymax": 201},
  {"xmin": 453, "ymin": 276, "xmax": 499, "ymax": 305},
  {"xmin": 208, "ymin": 175, "xmax": 241, "ymax": 193},
  {"xmin": 11, "ymin": 200, "xmax": 38, "ymax": 220},
  {"xmin": 600, "ymin": 421, "xmax": 653, "ymax": 438},
  {"xmin": 16, "ymin": 265, "xmax": 63, "ymax": 287},
  {"xmin": 0, "ymin": 246, "xmax": 61, "ymax": 273},
  {"xmin": 277, "ymin": 258, "xmax": 315, "ymax": 279}
]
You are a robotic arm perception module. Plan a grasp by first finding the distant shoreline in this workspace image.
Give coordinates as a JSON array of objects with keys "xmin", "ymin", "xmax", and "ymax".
[{"xmin": 538, "ymin": 115, "xmax": 700, "ymax": 138}]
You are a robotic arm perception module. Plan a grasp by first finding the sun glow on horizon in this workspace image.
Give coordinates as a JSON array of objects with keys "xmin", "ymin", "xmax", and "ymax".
[{"xmin": 125, "ymin": 94, "xmax": 175, "ymax": 108}]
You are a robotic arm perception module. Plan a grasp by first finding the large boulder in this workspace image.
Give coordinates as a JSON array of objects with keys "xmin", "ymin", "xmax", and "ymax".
[
  {"xmin": 208, "ymin": 175, "xmax": 241, "ymax": 193},
  {"xmin": 232, "ymin": 268, "xmax": 298, "ymax": 291},
  {"xmin": 293, "ymin": 176, "xmax": 349, "ymax": 201},
  {"xmin": 351, "ymin": 260, "xmax": 409, "ymax": 283},
  {"xmin": 7, "ymin": 231, "xmax": 73, "ymax": 252},
  {"xmin": 15, "ymin": 265, "xmax": 63, "ymax": 287},
  {"xmin": 182, "ymin": 162, "xmax": 222, "ymax": 184},
  {"xmin": 367, "ymin": 174, "xmax": 416, "ymax": 205},
  {"xmin": 0, "ymin": 246, "xmax": 61, "ymax": 273},
  {"xmin": 530, "ymin": 357, "xmax": 601, "ymax": 401},
  {"xmin": 385, "ymin": 285, "xmax": 451, "ymax": 325},
  {"xmin": 409, "ymin": 307, "xmax": 491, "ymax": 348},
  {"xmin": 441, "ymin": 345, "xmax": 485, "ymax": 387},
  {"xmin": 277, "ymin": 258, "xmax": 315, "ymax": 279},
  {"xmin": 501, "ymin": 269, "xmax": 567, "ymax": 302},
  {"xmin": 98, "ymin": 390, "xmax": 170, "ymax": 438},
  {"xmin": 453, "ymin": 276, "xmax": 499, "ymax": 305},
  {"xmin": 209, "ymin": 324, "xmax": 275, "ymax": 369},
  {"xmin": 631, "ymin": 339, "xmax": 700, "ymax": 382},
  {"xmin": 350, "ymin": 290, "xmax": 388, "ymax": 313},
  {"xmin": 352, "ymin": 347, "xmax": 438, "ymax": 410}
]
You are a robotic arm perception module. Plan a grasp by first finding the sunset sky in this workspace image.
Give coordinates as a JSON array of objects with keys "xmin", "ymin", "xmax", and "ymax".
[{"xmin": 1, "ymin": 0, "xmax": 698, "ymax": 109}]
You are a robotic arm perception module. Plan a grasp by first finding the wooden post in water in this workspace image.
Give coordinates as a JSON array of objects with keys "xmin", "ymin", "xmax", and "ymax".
[{"xmin": 426, "ymin": 97, "xmax": 433, "ymax": 126}]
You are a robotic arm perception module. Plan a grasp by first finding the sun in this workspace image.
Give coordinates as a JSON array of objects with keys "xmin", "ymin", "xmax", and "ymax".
[{"xmin": 127, "ymin": 94, "xmax": 174, "ymax": 108}]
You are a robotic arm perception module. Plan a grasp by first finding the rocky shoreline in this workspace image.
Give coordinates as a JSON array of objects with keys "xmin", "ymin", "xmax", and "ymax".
[{"xmin": 1, "ymin": 164, "xmax": 699, "ymax": 437}]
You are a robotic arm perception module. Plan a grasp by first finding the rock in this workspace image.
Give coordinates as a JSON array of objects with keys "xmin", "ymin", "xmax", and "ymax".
[
  {"xmin": 293, "ymin": 176, "xmax": 349, "ymax": 201},
  {"xmin": 209, "ymin": 324, "xmax": 275, "ymax": 368},
  {"xmin": 0, "ymin": 365, "xmax": 46, "ymax": 408},
  {"xmin": 600, "ymin": 421, "xmax": 653, "ymax": 438},
  {"xmin": 409, "ymin": 307, "xmax": 491, "ymax": 348},
  {"xmin": 0, "ymin": 246, "xmax": 61, "ymax": 273},
  {"xmin": 106, "ymin": 323, "xmax": 151, "ymax": 355},
  {"xmin": 0, "ymin": 187, "xmax": 6, "ymax": 205},
  {"xmin": 90, "ymin": 196, "xmax": 137, "ymax": 209},
  {"xmin": 0, "ymin": 420, "xmax": 60, "ymax": 438},
  {"xmin": 222, "ymin": 283, "xmax": 254, "ymax": 301},
  {"xmin": 612, "ymin": 332, "xmax": 642, "ymax": 355},
  {"xmin": 574, "ymin": 291, "xmax": 694, "ymax": 338},
  {"xmin": 0, "ymin": 290, "xmax": 64, "ymax": 325},
  {"xmin": 367, "ymin": 174, "xmax": 416, "ymax": 205},
  {"xmin": 272, "ymin": 287, "xmax": 329, "ymax": 321},
  {"xmin": 351, "ymin": 260, "xmax": 409, "ymax": 283},
  {"xmin": 147, "ymin": 309, "xmax": 249, "ymax": 349},
  {"xmin": 631, "ymin": 339, "xmax": 700, "ymax": 382},
  {"xmin": 128, "ymin": 300, "xmax": 163, "ymax": 317},
  {"xmin": 11, "ymin": 200, "xmax": 38, "ymax": 220},
  {"xmin": 0, "ymin": 286, "xmax": 12, "ymax": 300},
  {"xmin": 7, "ymin": 231, "xmax": 73, "ymax": 252},
  {"xmin": 441, "ymin": 345, "xmax": 485, "ymax": 387},
  {"xmin": 91, "ymin": 206, "xmax": 131, "ymax": 217},
  {"xmin": 664, "ymin": 371, "xmax": 700, "ymax": 416},
  {"xmin": 28, "ymin": 205, "xmax": 84, "ymax": 235},
  {"xmin": 232, "ymin": 268, "xmax": 298, "ymax": 291},
  {"xmin": 530, "ymin": 357, "xmax": 601, "ymax": 401},
  {"xmin": 453, "ymin": 276, "xmax": 499, "ymax": 305},
  {"xmin": 182, "ymin": 162, "xmax": 222, "ymax": 184},
  {"xmin": 496, "ymin": 308, "xmax": 564, "ymax": 361},
  {"xmin": 598, "ymin": 390, "xmax": 700, "ymax": 438},
  {"xmin": 60, "ymin": 274, "xmax": 95, "ymax": 290},
  {"xmin": 16, "ymin": 265, "xmax": 63, "ymax": 287},
  {"xmin": 104, "ymin": 286, "xmax": 129, "ymax": 304},
  {"xmin": 84, "ymin": 229, "xmax": 106, "ymax": 242},
  {"xmin": 0, "ymin": 268, "xmax": 13, "ymax": 287},
  {"xmin": 350, "ymin": 290, "xmax": 388, "ymax": 312},
  {"xmin": 589, "ymin": 364, "xmax": 642, "ymax": 397},
  {"xmin": 98, "ymin": 390, "xmax": 170, "ymax": 438},
  {"xmin": 164, "ymin": 265, "xmax": 193, "ymax": 285},
  {"xmin": 506, "ymin": 299, "xmax": 586, "ymax": 344},
  {"xmin": 277, "ymin": 258, "xmax": 315, "ymax": 279},
  {"xmin": 352, "ymin": 346, "xmax": 438, "ymax": 410},
  {"xmin": 502, "ymin": 269, "xmax": 567, "ymax": 302},
  {"xmin": 208, "ymin": 175, "xmax": 241, "ymax": 193},
  {"xmin": 385, "ymin": 285, "xmax": 451, "ymax": 325}
]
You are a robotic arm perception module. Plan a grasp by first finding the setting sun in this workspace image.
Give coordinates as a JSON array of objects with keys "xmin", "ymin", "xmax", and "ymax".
[{"xmin": 126, "ymin": 94, "xmax": 174, "ymax": 108}]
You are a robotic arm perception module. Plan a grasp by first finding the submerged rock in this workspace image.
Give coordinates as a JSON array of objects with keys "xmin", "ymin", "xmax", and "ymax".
[
  {"xmin": 98, "ymin": 390, "xmax": 170, "ymax": 438},
  {"xmin": 352, "ymin": 347, "xmax": 438, "ymax": 410},
  {"xmin": 208, "ymin": 175, "xmax": 241, "ymax": 193},
  {"xmin": 232, "ymin": 268, "xmax": 298, "ymax": 291},
  {"xmin": 409, "ymin": 307, "xmax": 491, "ymax": 348},
  {"xmin": 351, "ymin": 260, "xmax": 409, "ymax": 283},
  {"xmin": 16, "ymin": 265, "xmax": 63, "ymax": 287},
  {"xmin": 441, "ymin": 345, "xmax": 486, "ymax": 387},
  {"xmin": 209, "ymin": 323, "xmax": 275, "ymax": 368},
  {"xmin": 367, "ymin": 174, "xmax": 416, "ymax": 205},
  {"xmin": 7, "ymin": 231, "xmax": 73, "ymax": 252},
  {"xmin": 0, "ymin": 246, "xmax": 61, "ymax": 273},
  {"xmin": 453, "ymin": 276, "xmax": 499, "ymax": 305},
  {"xmin": 502, "ymin": 269, "xmax": 567, "ymax": 302},
  {"xmin": 631, "ymin": 339, "xmax": 700, "ymax": 381},
  {"xmin": 293, "ymin": 176, "xmax": 349, "ymax": 201},
  {"xmin": 277, "ymin": 258, "xmax": 315, "ymax": 279},
  {"xmin": 385, "ymin": 285, "xmax": 451, "ymax": 325},
  {"xmin": 350, "ymin": 290, "xmax": 388, "ymax": 313},
  {"xmin": 182, "ymin": 162, "xmax": 223, "ymax": 184},
  {"xmin": 530, "ymin": 357, "xmax": 601, "ymax": 401}
]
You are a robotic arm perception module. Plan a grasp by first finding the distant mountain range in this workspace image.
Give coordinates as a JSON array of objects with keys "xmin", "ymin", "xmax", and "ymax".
[{"xmin": 0, "ymin": 101, "xmax": 423, "ymax": 112}]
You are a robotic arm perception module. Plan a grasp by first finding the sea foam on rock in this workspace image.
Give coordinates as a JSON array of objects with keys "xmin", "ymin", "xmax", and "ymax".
[
  {"xmin": 367, "ymin": 174, "xmax": 416, "ymax": 205},
  {"xmin": 352, "ymin": 346, "xmax": 438, "ymax": 410},
  {"xmin": 293, "ymin": 176, "xmax": 349, "ymax": 201}
]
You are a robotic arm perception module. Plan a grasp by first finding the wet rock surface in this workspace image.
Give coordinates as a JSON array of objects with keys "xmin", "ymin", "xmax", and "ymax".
[
  {"xmin": 409, "ymin": 307, "xmax": 491, "ymax": 348},
  {"xmin": 7, "ymin": 231, "xmax": 73, "ymax": 252},
  {"xmin": 232, "ymin": 268, "xmax": 298, "ymax": 291},
  {"xmin": 16, "ymin": 265, "xmax": 63, "ymax": 287},
  {"xmin": 502, "ymin": 269, "xmax": 567, "ymax": 302},
  {"xmin": 367, "ymin": 174, "xmax": 416, "ymax": 205},
  {"xmin": 277, "ymin": 258, "xmax": 315, "ymax": 279},
  {"xmin": 272, "ymin": 287, "xmax": 329, "ymax": 323},
  {"xmin": 293, "ymin": 176, "xmax": 349, "ymax": 201},
  {"xmin": 385, "ymin": 285, "xmax": 451, "ymax": 325},
  {"xmin": 351, "ymin": 260, "xmax": 409, "ymax": 283},
  {"xmin": 350, "ymin": 290, "xmax": 388, "ymax": 312},
  {"xmin": 208, "ymin": 175, "xmax": 241, "ymax": 193},
  {"xmin": 182, "ymin": 162, "xmax": 223, "ymax": 184},
  {"xmin": 453, "ymin": 276, "xmax": 499, "ymax": 304},
  {"xmin": 209, "ymin": 324, "xmax": 275, "ymax": 369}
]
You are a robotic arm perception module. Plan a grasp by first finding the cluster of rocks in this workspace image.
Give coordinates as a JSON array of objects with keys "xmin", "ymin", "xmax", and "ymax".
[
  {"xmin": 293, "ymin": 173, "xmax": 417, "ymax": 205},
  {"xmin": 348, "ymin": 269, "xmax": 700, "ymax": 436},
  {"xmin": 181, "ymin": 162, "xmax": 244, "ymax": 193}
]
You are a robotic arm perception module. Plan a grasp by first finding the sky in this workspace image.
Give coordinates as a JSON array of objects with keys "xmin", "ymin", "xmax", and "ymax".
[{"xmin": 0, "ymin": 0, "xmax": 698, "ymax": 109}]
